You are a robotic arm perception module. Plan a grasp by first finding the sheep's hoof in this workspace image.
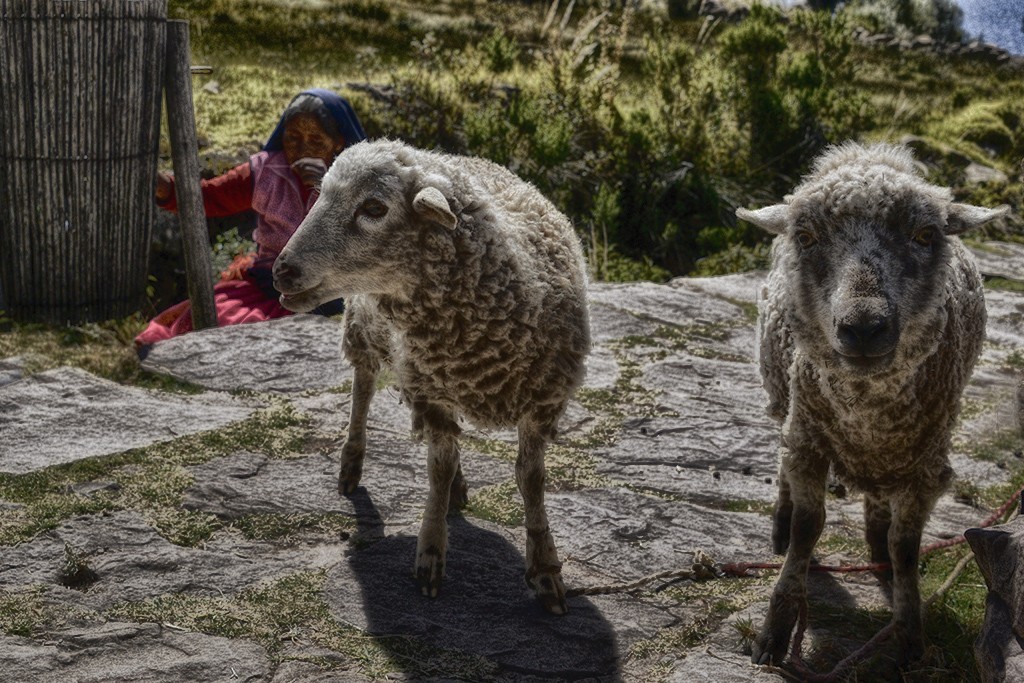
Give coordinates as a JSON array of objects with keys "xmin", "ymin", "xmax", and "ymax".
[
  {"xmin": 338, "ymin": 465, "xmax": 363, "ymax": 495},
  {"xmin": 528, "ymin": 570, "xmax": 568, "ymax": 615},
  {"xmin": 893, "ymin": 622, "xmax": 924, "ymax": 665},
  {"xmin": 752, "ymin": 602, "xmax": 798, "ymax": 666},
  {"xmin": 415, "ymin": 544, "xmax": 445, "ymax": 598},
  {"xmin": 751, "ymin": 631, "xmax": 788, "ymax": 666},
  {"xmin": 338, "ymin": 444, "xmax": 364, "ymax": 495}
]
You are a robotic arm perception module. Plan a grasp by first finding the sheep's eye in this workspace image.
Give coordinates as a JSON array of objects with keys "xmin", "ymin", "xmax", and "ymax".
[
  {"xmin": 795, "ymin": 230, "xmax": 817, "ymax": 248},
  {"xmin": 912, "ymin": 228, "xmax": 935, "ymax": 248},
  {"xmin": 360, "ymin": 199, "xmax": 388, "ymax": 219}
]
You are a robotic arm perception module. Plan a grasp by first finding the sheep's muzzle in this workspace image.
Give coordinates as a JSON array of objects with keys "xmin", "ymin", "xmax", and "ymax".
[{"xmin": 832, "ymin": 297, "xmax": 900, "ymax": 371}]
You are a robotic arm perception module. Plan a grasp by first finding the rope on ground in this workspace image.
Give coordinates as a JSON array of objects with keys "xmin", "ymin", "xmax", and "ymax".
[
  {"xmin": 564, "ymin": 549, "xmax": 721, "ymax": 597},
  {"xmin": 563, "ymin": 482, "xmax": 1024, "ymax": 679}
]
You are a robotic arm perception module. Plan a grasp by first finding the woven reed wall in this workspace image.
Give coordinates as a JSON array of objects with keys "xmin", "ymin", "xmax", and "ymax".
[{"xmin": 0, "ymin": 0, "xmax": 167, "ymax": 324}]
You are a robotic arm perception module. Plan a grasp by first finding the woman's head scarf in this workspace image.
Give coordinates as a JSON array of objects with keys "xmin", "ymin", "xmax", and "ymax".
[{"xmin": 264, "ymin": 88, "xmax": 367, "ymax": 152}]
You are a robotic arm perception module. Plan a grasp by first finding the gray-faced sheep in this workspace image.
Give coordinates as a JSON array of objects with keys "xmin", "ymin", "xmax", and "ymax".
[
  {"xmin": 738, "ymin": 142, "xmax": 1006, "ymax": 665},
  {"xmin": 272, "ymin": 139, "xmax": 590, "ymax": 614}
]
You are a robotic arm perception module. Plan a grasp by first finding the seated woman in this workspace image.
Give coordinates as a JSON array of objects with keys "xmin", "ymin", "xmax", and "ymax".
[{"xmin": 136, "ymin": 88, "xmax": 366, "ymax": 351}]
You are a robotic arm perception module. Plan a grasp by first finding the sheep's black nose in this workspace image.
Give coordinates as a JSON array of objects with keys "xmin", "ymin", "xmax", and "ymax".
[
  {"xmin": 273, "ymin": 256, "xmax": 302, "ymax": 285},
  {"xmin": 837, "ymin": 318, "xmax": 893, "ymax": 357}
]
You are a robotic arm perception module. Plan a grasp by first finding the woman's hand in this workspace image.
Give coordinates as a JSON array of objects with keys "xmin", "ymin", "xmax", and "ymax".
[
  {"xmin": 291, "ymin": 157, "xmax": 328, "ymax": 189},
  {"xmin": 155, "ymin": 170, "xmax": 173, "ymax": 202}
]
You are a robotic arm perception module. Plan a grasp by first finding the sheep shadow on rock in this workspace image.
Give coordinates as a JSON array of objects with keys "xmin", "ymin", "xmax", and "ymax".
[{"xmin": 325, "ymin": 489, "xmax": 624, "ymax": 681}]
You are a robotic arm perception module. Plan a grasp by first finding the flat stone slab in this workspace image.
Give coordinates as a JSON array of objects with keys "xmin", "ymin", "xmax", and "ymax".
[
  {"xmin": 970, "ymin": 242, "xmax": 1024, "ymax": 282},
  {"xmin": 1, "ymin": 510, "xmax": 344, "ymax": 612},
  {"xmin": 141, "ymin": 314, "xmax": 347, "ymax": 393},
  {"xmin": 324, "ymin": 515, "xmax": 678, "ymax": 680},
  {"xmin": 0, "ymin": 366, "xmax": 254, "ymax": 474},
  {"xmin": 0, "ymin": 356, "xmax": 25, "ymax": 388},
  {"xmin": 9, "ymin": 268, "xmax": 1024, "ymax": 682},
  {"xmin": 547, "ymin": 487, "xmax": 773, "ymax": 583},
  {"xmin": 184, "ymin": 449, "xmax": 514, "ymax": 535},
  {"xmin": 683, "ymin": 272, "xmax": 763, "ymax": 305},
  {"xmin": 0, "ymin": 622, "xmax": 270, "ymax": 682},
  {"xmin": 597, "ymin": 357, "xmax": 779, "ymax": 506},
  {"xmin": 589, "ymin": 280, "xmax": 751, "ymax": 330}
]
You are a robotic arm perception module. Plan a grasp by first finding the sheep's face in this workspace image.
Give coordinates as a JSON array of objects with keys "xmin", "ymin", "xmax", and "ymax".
[
  {"xmin": 273, "ymin": 141, "xmax": 461, "ymax": 312},
  {"xmin": 739, "ymin": 144, "xmax": 1005, "ymax": 375},
  {"xmin": 782, "ymin": 195, "xmax": 951, "ymax": 374}
]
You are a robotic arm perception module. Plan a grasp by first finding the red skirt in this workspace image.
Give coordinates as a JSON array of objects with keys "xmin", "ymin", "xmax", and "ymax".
[{"xmin": 135, "ymin": 253, "xmax": 293, "ymax": 349}]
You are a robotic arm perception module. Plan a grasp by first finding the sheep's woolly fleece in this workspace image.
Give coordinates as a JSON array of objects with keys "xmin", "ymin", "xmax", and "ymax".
[
  {"xmin": 758, "ymin": 141, "xmax": 987, "ymax": 495},
  {"xmin": 290, "ymin": 139, "xmax": 591, "ymax": 432}
]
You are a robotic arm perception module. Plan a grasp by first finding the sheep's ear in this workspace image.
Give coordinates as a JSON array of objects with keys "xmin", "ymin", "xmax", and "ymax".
[
  {"xmin": 945, "ymin": 203, "xmax": 1009, "ymax": 235},
  {"xmin": 736, "ymin": 205, "xmax": 789, "ymax": 235},
  {"xmin": 413, "ymin": 186, "xmax": 458, "ymax": 231}
]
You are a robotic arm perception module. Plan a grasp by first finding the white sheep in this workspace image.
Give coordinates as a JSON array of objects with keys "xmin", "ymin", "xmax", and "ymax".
[
  {"xmin": 273, "ymin": 139, "xmax": 590, "ymax": 614},
  {"xmin": 738, "ymin": 142, "xmax": 1006, "ymax": 665}
]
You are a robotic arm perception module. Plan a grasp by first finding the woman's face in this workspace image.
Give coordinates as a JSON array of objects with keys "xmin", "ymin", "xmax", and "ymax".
[{"xmin": 281, "ymin": 113, "xmax": 345, "ymax": 167}]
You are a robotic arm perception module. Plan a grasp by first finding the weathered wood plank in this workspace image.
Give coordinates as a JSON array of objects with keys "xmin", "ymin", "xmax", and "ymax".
[{"xmin": 163, "ymin": 20, "xmax": 217, "ymax": 332}]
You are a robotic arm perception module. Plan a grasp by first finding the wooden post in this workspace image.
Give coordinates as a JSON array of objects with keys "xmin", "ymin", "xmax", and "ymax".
[{"xmin": 164, "ymin": 20, "xmax": 217, "ymax": 331}]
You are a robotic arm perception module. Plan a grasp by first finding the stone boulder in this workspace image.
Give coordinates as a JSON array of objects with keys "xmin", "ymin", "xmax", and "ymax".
[{"xmin": 966, "ymin": 501, "xmax": 1024, "ymax": 682}]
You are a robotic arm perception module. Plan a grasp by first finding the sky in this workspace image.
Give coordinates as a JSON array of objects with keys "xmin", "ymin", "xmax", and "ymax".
[
  {"xmin": 957, "ymin": 0, "xmax": 1024, "ymax": 55},
  {"xmin": 769, "ymin": 0, "xmax": 1024, "ymax": 55}
]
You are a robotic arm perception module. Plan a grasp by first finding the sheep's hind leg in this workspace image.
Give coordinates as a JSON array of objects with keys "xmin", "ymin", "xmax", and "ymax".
[
  {"xmin": 414, "ymin": 402, "xmax": 462, "ymax": 598},
  {"xmin": 517, "ymin": 420, "xmax": 566, "ymax": 615},
  {"xmin": 339, "ymin": 364, "xmax": 377, "ymax": 494},
  {"xmin": 753, "ymin": 454, "xmax": 827, "ymax": 665},
  {"xmin": 772, "ymin": 456, "xmax": 793, "ymax": 555}
]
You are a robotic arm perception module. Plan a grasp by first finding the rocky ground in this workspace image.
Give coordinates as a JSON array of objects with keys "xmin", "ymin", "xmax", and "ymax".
[{"xmin": 2, "ymin": 257, "xmax": 1023, "ymax": 682}]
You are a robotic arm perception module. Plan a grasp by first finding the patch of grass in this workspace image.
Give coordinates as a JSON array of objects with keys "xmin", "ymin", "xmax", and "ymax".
[
  {"xmin": 545, "ymin": 442, "xmax": 609, "ymax": 491},
  {"xmin": 623, "ymin": 483, "xmax": 685, "ymax": 502},
  {"xmin": 628, "ymin": 616, "xmax": 716, "ymax": 661},
  {"xmin": 577, "ymin": 355, "xmax": 676, "ymax": 421},
  {"xmin": 615, "ymin": 323, "xmax": 750, "ymax": 364},
  {"xmin": 631, "ymin": 575, "xmax": 771, "ymax": 662},
  {"xmin": 768, "ymin": 543, "xmax": 987, "ymax": 682},
  {"xmin": 720, "ymin": 499, "xmax": 774, "ymax": 515},
  {"xmin": 105, "ymin": 570, "xmax": 497, "ymax": 679},
  {"xmin": 958, "ymin": 396, "xmax": 993, "ymax": 422},
  {"xmin": 815, "ymin": 531, "xmax": 870, "ymax": 560},
  {"xmin": 575, "ymin": 387, "xmax": 620, "ymax": 415},
  {"xmin": 722, "ymin": 297, "xmax": 760, "ymax": 325},
  {"xmin": 0, "ymin": 317, "xmax": 202, "ymax": 393},
  {"xmin": 0, "ymin": 400, "xmax": 309, "ymax": 546},
  {"xmin": 59, "ymin": 543, "xmax": 99, "ymax": 591},
  {"xmin": 462, "ymin": 435, "xmax": 517, "ymax": 462},
  {"xmin": 465, "ymin": 481, "xmax": 523, "ymax": 526},
  {"xmin": 983, "ymin": 276, "xmax": 1024, "ymax": 293},
  {"xmin": 953, "ymin": 479, "xmax": 983, "ymax": 508},
  {"xmin": 978, "ymin": 469, "xmax": 1024, "ymax": 513},
  {"xmin": 0, "ymin": 587, "xmax": 50, "ymax": 637},
  {"xmin": 150, "ymin": 0, "xmax": 1024, "ymax": 286},
  {"xmin": 1004, "ymin": 349, "xmax": 1024, "ymax": 372},
  {"xmin": 967, "ymin": 427, "xmax": 1024, "ymax": 465},
  {"xmin": 565, "ymin": 415, "xmax": 621, "ymax": 450}
]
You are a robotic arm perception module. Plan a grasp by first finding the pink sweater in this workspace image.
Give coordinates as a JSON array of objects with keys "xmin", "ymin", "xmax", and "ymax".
[{"xmin": 250, "ymin": 150, "xmax": 317, "ymax": 258}]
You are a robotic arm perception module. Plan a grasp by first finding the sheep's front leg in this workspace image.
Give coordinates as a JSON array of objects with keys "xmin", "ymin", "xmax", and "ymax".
[
  {"xmin": 414, "ymin": 403, "xmax": 461, "ymax": 597},
  {"xmin": 888, "ymin": 493, "xmax": 935, "ymax": 663},
  {"xmin": 865, "ymin": 493, "xmax": 893, "ymax": 583},
  {"xmin": 753, "ymin": 453, "xmax": 827, "ymax": 665},
  {"xmin": 517, "ymin": 423, "xmax": 566, "ymax": 615},
  {"xmin": 339, "ymin": 364, "xmax": 377, "ymax": 494}
]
